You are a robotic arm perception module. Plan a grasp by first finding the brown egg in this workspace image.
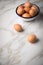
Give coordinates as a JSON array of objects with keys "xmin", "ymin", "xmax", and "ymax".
[
  {"xmin": 29, "ymin": 9, "xmax": 37, "ymax": 17},
  {"xmin": 17, "ymin": 6, "xmax": 25, "ymax": 15},
  {"xmin": 24, "ymin": 2, "xmax": 32, "ymax": 8},
  {"xmin": 14, "ymin": 24, "xmax": 23, "ymax": 32},
  {"xmin": 31, "ymin": 5, "xmax": 38, "ymax": 12},
  {"xmin": 27, "ymin": 34, "xmax": 37, "ymax": 43},
  {"xmin": 22, "ymin": 13, "xmax": 31, "ymax": 18},
  {"xmin": 24, "ymin": 7, "xmax": 30, "ymax": 13},
  {"xmin": 18, "ymin": 5, "xmax": 24, "ymax": 9}
]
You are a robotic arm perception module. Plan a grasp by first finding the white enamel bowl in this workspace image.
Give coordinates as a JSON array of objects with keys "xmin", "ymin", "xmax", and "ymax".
[{"xmin": 16, "ymin": 4, "xmax": 40, "ymax": 21}]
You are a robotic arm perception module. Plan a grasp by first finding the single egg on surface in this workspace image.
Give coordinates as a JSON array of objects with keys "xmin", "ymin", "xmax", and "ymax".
[
  {"xmin": 27, "ymin": 34, "xmax": 37, "ymax": 43},
  {"xmin": 22, "ymin": 13, "xmax": 31, "ymax": 18},
  {"xmin": 14, "ymin": 24, "xmax": 23, "ymax": 32}
]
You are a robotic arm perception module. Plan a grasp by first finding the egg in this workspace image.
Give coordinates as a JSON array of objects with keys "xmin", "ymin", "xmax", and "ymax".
[
  {"xmin": 24, "ymin": 2, "xmax": 32, "ymax": 8},
  {"xmin": 17, "ymin": 6, "xmax": 25, "ymax": 15},
  {"xmin": 24, "ymin": 7, "xmax": 30, "ymax": 13},
  {"xmin": 22, "ymin": 13, "xmax": 31, "ymax": 18},
  {"xmin": 27, "ymin": 34, "xmax": 37, "ymax": 43},
  {"xmin": 31, "ymin": 5, "xmax": 38, "ymax": 12},
  {"xmin": 18, "ymin": 5, "xmax": 24, "ymax": 9},
  {"xmin": 14, "ymin": 24, "xmax": 23, "ymax": 32},
  {"xmin": 29, "ymin": 9, "xmax": 37, "ymax": 17}
]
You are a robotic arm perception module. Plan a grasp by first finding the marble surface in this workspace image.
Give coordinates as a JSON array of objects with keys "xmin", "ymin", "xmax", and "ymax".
[{"xmin": 0, "ymin": 0, "xmax": 43, "ymax": 65}]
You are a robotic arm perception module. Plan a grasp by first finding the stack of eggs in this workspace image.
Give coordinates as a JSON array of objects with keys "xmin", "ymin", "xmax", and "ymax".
[{"xmin": 17, "ymin": 2, "xmax": 38, "ymax": 18}]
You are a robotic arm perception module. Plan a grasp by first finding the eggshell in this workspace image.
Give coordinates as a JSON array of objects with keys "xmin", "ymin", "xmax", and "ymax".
[
  {"xmin": 22, "ymin": 13, "xmax": 31, "ymax": 18},
  {"xmin": 24, "ymin": 7, "xmax": 30, "ymax": 13},
  {"xmin": 18, "ymin": 5, "xmax": 24, "ymax": 9},
  {"xmin": 29, "ymin": 9, "xmax": 37, "ymax": 17},
  {"xmin": 24, "ymin": 2, "xmax": 32, "ymax": 8},
  {"xmin": 27, "ymin": 34, "xmax": 37, "ymax": 43},
  {"xmin": 31, "ymin": 5, "xmax": 38, "ymax": 12},
  {"xmin": 17, "ymin": 6, "xmax": 25, "ymax": 15},
  {"xmin": 14, "ymin": 24, "xmax": 23, "ymax": 32}
]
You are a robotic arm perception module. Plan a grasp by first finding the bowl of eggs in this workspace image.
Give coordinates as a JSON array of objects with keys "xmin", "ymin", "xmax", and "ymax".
[{"xmin": 16, "ymin": 2, "xmax": 40, "ymax": 21}]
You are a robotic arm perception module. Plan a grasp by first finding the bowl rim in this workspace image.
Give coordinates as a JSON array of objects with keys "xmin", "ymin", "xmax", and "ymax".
[{"xmin": 16, "ymin": 3, "xmax": 40, "ymax": 19}]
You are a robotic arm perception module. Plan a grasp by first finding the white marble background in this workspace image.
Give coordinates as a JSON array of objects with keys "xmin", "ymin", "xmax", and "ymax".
[{"xmin": 0, "ymin": 0, "xmax": 43, "ymax": 65}]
